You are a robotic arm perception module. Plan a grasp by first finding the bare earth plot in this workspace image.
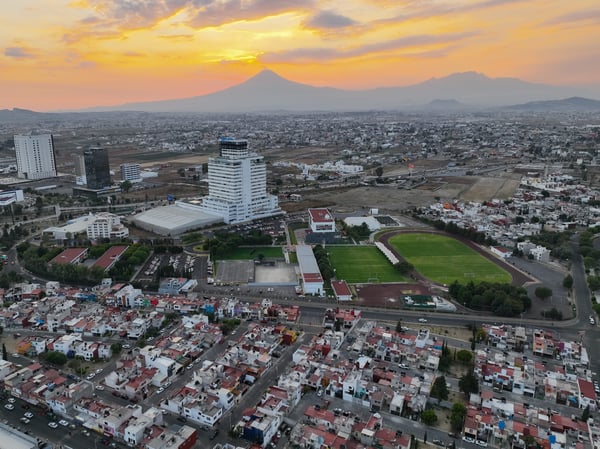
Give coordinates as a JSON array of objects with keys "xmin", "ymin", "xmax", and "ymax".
[
  {"xmin": 306, "ymin": 174, "xmax": 520, "ymax": 214},
  {"xmin": 460, "ymin": 176, "xmax": 521, "ymax": 202}
]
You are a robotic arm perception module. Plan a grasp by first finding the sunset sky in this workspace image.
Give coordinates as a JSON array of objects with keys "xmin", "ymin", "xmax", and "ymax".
[{"xmin": 1, "ymin": 0, "xmax": 599, "ymax": 111}]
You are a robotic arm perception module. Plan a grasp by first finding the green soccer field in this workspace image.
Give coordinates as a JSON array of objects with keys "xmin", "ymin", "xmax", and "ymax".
[
  {"xmin": 328, "ymin": 246, "xmax": 410, "ymax": 283},
  {"xmin": 387, "ymin": 233, "xmax": 512, "ymax": 285}
]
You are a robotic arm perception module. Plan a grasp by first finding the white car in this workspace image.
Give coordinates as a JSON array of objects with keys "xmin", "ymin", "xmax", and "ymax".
[
  {"xmin": 24, "ymin": 412, "xmax": 34, "ymax": 419},
  {"xmin": 20, "ymin": 417, "xmax": 31, "ymax": 424},
  {"xmin": 86, "ymin": 373, "xmax": 95, "ymax": 380},
  {"xmin": 4, "ymin": 403, "xmax": 14, "ymax": 410},
  {"xmin": 418, "ymin": 318, "xmax": 428, "ymax": 323},
  {"xmin": 157, "ymin": 387, "xmax": 165, "ymax": 394},
  {"xmin": 48, "ymin": 422, "xmax": 59, "ymax": 428},
  {"xmin": 95, "ymin": 368, "xmax": 103, "ymax": 374},
  {"xmin": 8, "ymin": 397, "xmax": 15, "ymax": 403},
  {"xmin": 59, "ymin": 419, "xmax": 69, "ymax": 427},
  {"xmin": 95, "ymin": 385, "xmax": 104, "ymax": 391}
]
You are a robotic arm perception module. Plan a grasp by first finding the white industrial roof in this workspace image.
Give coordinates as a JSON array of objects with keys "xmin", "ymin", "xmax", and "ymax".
[{"xmin": 133, "ymin": 204, "xmax": 222, "ymax": 235}]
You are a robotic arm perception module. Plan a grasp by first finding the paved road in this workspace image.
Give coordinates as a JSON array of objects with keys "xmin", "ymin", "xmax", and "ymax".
[{"xmin": 570, "ymin": 235, "xmax": 600, "ymax": 378}]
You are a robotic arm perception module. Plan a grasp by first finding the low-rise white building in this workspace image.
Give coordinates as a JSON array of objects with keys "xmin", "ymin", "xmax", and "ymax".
[
  {"xmin": 308, "ymin": 208, "xmax": 336, "ymax": 233},
  {"xmin": 120, "ymin": 163, "xmax": 142, "ymax": 183},
  {"xmin": 296, "ymin": 245, "xmax": 324, "ymax": 296},
  {"xmin": 87, "ymin": 212, "xmax": 129, "ymax": 239}
]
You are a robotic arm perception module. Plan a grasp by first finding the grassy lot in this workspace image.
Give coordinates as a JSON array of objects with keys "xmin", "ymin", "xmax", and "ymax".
[
  {"xmin": 388, "ymin": 233, "xmax": 511, "ymax": 285},
  {"xmin": 219, "ymin": 246, "xmax": 283, "ymax": 260},
  {"xmin": 287, "ymin": 221, "xmax": 305, "ymax": 245},
  {"xmin": 328, "ymin": 246, "xmax": 409, "ymax": 283}
]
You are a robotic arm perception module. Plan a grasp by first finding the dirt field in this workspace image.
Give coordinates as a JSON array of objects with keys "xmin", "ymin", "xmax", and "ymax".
[
  {"xmin": 305, "ymin": 175, "xmax": 520, "ymax": 215},
  {"xmin": 460, "ymin": 176, "xmax": 521, "ymax": 202},
  {"xmin": 354, "ymin": 283, "xmax": 432, "ymax": 308}
]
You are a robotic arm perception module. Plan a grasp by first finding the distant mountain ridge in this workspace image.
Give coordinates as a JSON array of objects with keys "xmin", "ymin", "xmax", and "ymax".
[
  {"xmin": 504, "ymin": 96, "xmax": 600, "ymax": 111},
  {"xmin": 84, "ymin": 69, "xmax": 599, "ymax": 113},
  {"xmin": 3, "ymin": 70, "xmax": 600, "ymax": 115}
]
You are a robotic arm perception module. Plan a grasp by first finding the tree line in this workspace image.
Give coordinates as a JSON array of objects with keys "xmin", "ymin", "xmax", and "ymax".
[{"xmin": 448, "ymin": 281, "xmax": 531, "ymax": 317}]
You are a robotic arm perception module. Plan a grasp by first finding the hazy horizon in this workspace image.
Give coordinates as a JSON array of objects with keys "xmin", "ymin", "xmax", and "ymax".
[{"xmin": 1, "ymin": 0, "xmax": 599, "ymax": 111}]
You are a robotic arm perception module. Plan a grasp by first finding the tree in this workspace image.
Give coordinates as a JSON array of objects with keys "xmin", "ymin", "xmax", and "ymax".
[
  {"xmin": 535, "ymin": 286, "xmax": 553, "ymax": 300},
  {"xmin": 375, "ymin": 166, "xmax": 384, "ymax": 178},
  {"xmin": 582, "ymin": 404, "xmax": 590, "ymax": 421},
  {"xmin": 430, "ymin": 376, "xmax": 449, "ymax": 402},
  {"xmin": 68, "ymin": 358, "xmax": 83, "ymax": 375},
  {"xmin": 121, "ymin": 180, "xmax": 132, "ymax": 193},
  {"xmin": 421, "ymin": 410, "xmax": 438, "ymax": 425},
  {"xmin": 35, "ymin": 196, "xmax": 44, "ymax": 213},
  {"xmin": 459, "ymin": 370, "xmax": 479, "ymax": 397},
  {"xmin": 450, "ymin": 403, "xmax": 467, "ymax": 432},
  {"xmin": 396, "ymin": 320, "xmax": 403, "ymax": 333},
  {"xmin": 334, "ymin": 319, "xmax": 342, "ymax": 332},
  {"xmin": 456, "ymin": 349, "xmax": 473, "ymax": 365},
  {"xmin": 45, "ymin": 351, "xmax": 68, "ymax": 366},
  {"xmin": 2, "ymin": 343, "xmax": 6, "ymax": 361},
  {"xmin": 394, "ymin": 261, "xmax": 414, "ymax": 274},
  {"xmin": 110, "ymin": 342, "xmax": 122, "ymax": 355},
  {"xmin": 563, "ymin": 274, "xmax": 573, "ymax": 289},
  {"xmin": 523, "ymin": 434, "xmax": 535, "ymax": 449}
]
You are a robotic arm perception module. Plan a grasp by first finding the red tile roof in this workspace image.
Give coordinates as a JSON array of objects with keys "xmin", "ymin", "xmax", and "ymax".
[
  {"xmin": 303, "ymin": 272, "xmax": 323, "ymax": 283},
  {"xmin": 93, "ymin": 245, "xmax": 128, "ymax": 270},
  {"xmin": 308, "ymin": 208, "xmax": 334, "ymax": 223},
  {"xmin": 50, "ymin": 248, "xmax": 88, "ymax": 265},
  {"xmin": 331, "ymin": 280, "xmax": 352, "ymax": 296}
]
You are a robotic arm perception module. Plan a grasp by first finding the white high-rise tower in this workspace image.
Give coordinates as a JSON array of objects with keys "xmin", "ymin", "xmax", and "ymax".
[
  {"xmin": 200, "ymin": 138, "xmax": 281, "ymax": 223},
  {"xmin": 14, "ymin": 132, "xmax": 57, "ymax": 180}
]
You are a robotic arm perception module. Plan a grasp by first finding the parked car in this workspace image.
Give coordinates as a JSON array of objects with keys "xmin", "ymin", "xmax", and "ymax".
[
  {"xmin": 59, "ymin": 419, "xmax": 69, "ymax": 427},
  {"xmin": 4, "ymin": 403, "xmax": 14, "ymax": 410},
  {"xmin": 20, "ymin": 417, "xmax": 31, "ymax": 424},
  {"xmin": 24, "ymin": 412, "xmax": 34, "ymax": 419},
  {"xmin": 48, "ymin": 422, "xmax": 59, "ymax": 429}
]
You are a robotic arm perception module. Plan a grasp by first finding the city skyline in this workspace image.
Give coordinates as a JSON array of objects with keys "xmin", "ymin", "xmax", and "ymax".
[{"xmin": 1, "ymin": 0, "xmax": 599, "ymax": 111}]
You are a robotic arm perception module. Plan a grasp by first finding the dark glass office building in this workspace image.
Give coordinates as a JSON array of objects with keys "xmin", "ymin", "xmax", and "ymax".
[{"xmin": 84, "ymin": 147, "xmax": 111, "ymax": 189}]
